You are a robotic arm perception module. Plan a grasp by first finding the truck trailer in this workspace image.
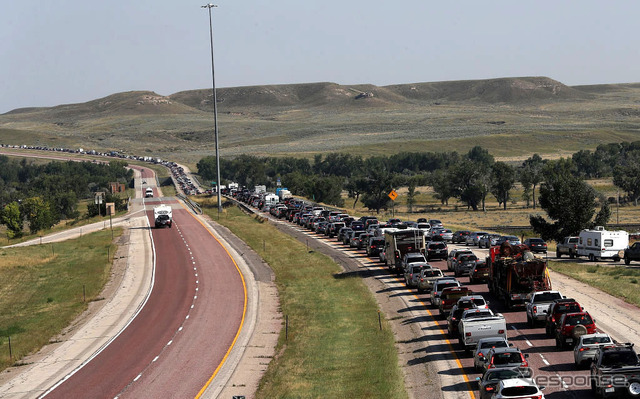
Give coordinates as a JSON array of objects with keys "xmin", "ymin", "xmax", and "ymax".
[
  {"xmin": 154, "ymin": 205, "xmax": 173, "ymax": 228},
  {"xmin": 384, "ymin": 228, "xmax": 426, "ymax": 273},
  {"xmin": 577, "ymin": 226, "xmax": 628, "ymax": 262}
]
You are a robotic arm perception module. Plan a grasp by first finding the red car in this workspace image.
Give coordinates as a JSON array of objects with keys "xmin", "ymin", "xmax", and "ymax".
[{"xmin": 555, "ymin": 311, "xmax": 596, "ymax": 349}]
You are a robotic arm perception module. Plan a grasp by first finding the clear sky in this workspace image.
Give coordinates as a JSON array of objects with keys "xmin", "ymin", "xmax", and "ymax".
[{"xmin": 1, "ymin": 1, "xmax": 638, "ymax": 114}]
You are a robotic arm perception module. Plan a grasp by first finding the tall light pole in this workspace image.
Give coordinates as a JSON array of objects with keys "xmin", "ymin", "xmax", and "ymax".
[{"xmin": 202, "ymin": 3, "xmax": 222, "ymax": 215}]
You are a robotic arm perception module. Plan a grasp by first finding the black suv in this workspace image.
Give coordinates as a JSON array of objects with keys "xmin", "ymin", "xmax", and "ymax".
[{"xmin": 426, "ymin": 241, "xmax": 448, "ymax": 261}]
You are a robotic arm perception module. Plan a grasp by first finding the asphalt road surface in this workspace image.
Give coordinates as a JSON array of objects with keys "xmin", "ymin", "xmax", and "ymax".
[{"xmin": 45, "ymin": 197, "xmax": 246, "ymax": 398}]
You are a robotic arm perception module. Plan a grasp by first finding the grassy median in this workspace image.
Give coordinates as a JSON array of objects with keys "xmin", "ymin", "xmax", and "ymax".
[
  {"xmin": 549, "ymin": 261, "xmax": 640, "ymax": 307},
  {"xmin": 0, "ymin": 228, "xmax": 121, "ymax": 371},
  {"xmin": 199, "ymin": 199, "xmax": 407, "ymax": 399}
]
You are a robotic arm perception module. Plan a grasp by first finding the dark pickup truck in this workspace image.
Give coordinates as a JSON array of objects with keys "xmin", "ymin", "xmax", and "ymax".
[
  {"xmin": 624, "ymin": 242, "xmax": 640, "ymax": 265},
  {"xmin": 591, "ymin": 343, "xmax": 640, "ymax": 398}
]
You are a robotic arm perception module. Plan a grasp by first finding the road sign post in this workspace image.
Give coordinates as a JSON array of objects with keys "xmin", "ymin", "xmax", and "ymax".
[{"xmin": 388, "ymin": 189, "xmax": 398, "ymax": 217}]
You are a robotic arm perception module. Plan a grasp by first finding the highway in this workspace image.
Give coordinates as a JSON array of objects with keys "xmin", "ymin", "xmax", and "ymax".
[
  {"xmin": 256, "ymin": 208, "xmax": 640, "ymax": 399},
  {"xmin": 44, "ymin": 180, "xmax": 246, "ymax": 398}
]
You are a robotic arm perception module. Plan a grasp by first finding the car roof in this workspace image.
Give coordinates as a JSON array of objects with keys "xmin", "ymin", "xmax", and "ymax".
[
  {"xmin": 489, "ymin": 347, "xmax": 521, "ymax": 355},
  {"xmin": 499, "ymin": 378, "xmax": 538, "ymax": 389}
]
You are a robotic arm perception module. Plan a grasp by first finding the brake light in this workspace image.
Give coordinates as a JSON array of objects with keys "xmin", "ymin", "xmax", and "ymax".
[
  {"xmin": 466, "ymin": 332, "xmax": 472, "ymax": 337},
  {"xmin": 478, "ymin": 352, "xmax": 484, "ymax": 358},
  {"xmin": 485, "ymin": 386, "xmax": 494, "ymax": 392},
  {"xmin": 533, "ymin": 306, "xmax": 537, "ymax": 312},
  {"xmin": 498, "ymin": 330, "xmax": 504, "ymax": 334},
  {"xmin": 579, "ymin": 347, "xmax": 587, "ymax": 352}
]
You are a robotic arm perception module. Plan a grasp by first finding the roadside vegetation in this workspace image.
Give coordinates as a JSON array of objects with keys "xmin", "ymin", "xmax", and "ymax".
[
  {"xmin": 549, "ymin": 261, "xmax": 640, "ymax": 308},
  {"xmin": 0, "ymin": 228, "xmax": 121, "ymax": 371},
  {"xmin": 0, "ymin": 155, "xmax": 132, "ymax": 240},
  {"xmin": 198, "ymin": 198, "xmax": 407, "ymax": 399}
]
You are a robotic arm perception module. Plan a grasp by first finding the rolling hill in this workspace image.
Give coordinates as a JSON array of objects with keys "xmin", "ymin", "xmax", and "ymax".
[{"xmin": 1, "ymin": 77, "xmax": 639, "ymax": 163}]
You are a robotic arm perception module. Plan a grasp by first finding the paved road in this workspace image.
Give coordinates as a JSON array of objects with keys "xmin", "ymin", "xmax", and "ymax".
[
  {"xmin": 255, "ymin": 208, "xmax": 640, "ymax": 399},
  {"xmin": 44, "ymin": 198, "xmax": 246, "ymax": 397}
]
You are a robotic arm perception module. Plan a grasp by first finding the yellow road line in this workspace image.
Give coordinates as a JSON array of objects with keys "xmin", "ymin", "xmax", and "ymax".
[
  {"xmin": 363, "ymin": 255, "xmax": 476, "ymax": 399},
  {"xmin": 175, "ymin": 202, "xmax": 248, "ymax": 399}
]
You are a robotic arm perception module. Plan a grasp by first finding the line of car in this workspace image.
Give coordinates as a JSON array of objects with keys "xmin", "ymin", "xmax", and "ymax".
[{"xmin": 237, "ymin": 196, "xmax": 640, "ymax": 399}]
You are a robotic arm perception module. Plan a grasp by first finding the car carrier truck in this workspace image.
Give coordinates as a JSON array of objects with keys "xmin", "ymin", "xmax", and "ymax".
[{"xmin": 154, "ymin": 205, "xmax": 172, "ymax": 228}]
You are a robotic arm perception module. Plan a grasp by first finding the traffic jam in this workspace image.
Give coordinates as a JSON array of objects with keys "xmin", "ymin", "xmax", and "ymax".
[{"xmin": 234, "ymin": 189, "xmax": 640, "ymax": 399}]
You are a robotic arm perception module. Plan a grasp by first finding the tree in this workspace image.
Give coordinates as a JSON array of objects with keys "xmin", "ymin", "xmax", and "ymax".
[
  {"xmin": 491, "ymin": 162, "xmax": 516, "ymax": 210},
  {"xmin": 359, "ymin": 157, "xmax": 393, "ymax": 213},
  {"xmin": 529, "ymin": 159, "xmax": 597, "ymax": 242},
  {"xmin": 20, "ymin": 196, "xmax": 54, "ymax": 234},
  {"xmin": 520, "ymin": 154, "xmax": 544, "ymax": 209},
  {"xmin": 613, "ymin": 161, "xmax": 640, "ymax": 206},
  {"xmin": 431, "ymin": 169, "xmax": 455, "ymax": 206},
  {"xmin": 1, "ymin": 202, "xmax": 23, "ymax": 238}
]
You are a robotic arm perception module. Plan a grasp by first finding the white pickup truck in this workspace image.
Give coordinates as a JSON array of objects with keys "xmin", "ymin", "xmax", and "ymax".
[
  {"xmin": 525, "ymin": 290, "xmax": 563, "ymax": 327},
  {"xmin": 458, "ymin": 309, "xmax": 507, "ymax": 352}
]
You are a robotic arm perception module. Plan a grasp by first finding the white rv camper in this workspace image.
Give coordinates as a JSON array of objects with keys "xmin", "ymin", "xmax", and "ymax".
[{"xmin": 577, "ymin": 226, "xmax": 629, "ymax": 262}]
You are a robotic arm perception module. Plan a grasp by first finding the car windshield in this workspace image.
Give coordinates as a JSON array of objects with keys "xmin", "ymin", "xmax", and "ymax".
[
  {"xmin": 601, "ymin": 351, "xmax": 639, "ymax": 367},
  {"xmin": 460, "ymin": 255, "xmax": 478, "ymax": 262},
  {"xmin": 431, "ymin": 243, "xmax": 446, "ymax": 249},
  {"xmin": 443, "ymin": 292, "xmax": 467, "ymax": 301},
  {"xmin": 556, "ymin": 303, "xmax": 581, "ymax": 313},
  {"xmin": 472, "ymin": 298, "xmax": 486, "ymax": 305},
  {"xmin": 501, "ymin": 386, "xmax": 538, "ymax": 396},
  {"xmin": 529, "ymin": 239, "xmax": 544, "ymax": 243},
  {"xmin": 437, "ymin": 282, "xmax": 458, "ymax": 291},
  {"xmin": 565, "ymin": 314, "xmax": 594, "ymax": 325},
  {"xmin": 486, "ymin": 369, "xmax": 520, "ymax": 380},
  {"xmin": 481, "ymin": 340, "xmax": 508, "ymax": 350},
  {"xmin": 534, "ymin": 292, "xmax": 563, "ymax": 302},
  {"xmin": 583, "ymin": 336, "xmax": 612, "ymax": 345},
  {"xmin": 493, "ymin": 352, "xmax": 523, "ymax": 365},
  {"xmin": 465, "ymin": 311, "xmax": 492, "ymax": 319},
  {"xmin": 424, "ymin": 270, "xmax": 443, "ymax": 277}
]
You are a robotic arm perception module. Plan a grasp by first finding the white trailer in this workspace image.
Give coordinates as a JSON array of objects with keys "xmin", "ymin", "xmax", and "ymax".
[
  {"xmin": 577, "ymin": 226, "xmax": 629, "ymax": 262},
  {"xmin": 264, "ymin": 193, "xmax": 279, "ymax": 206},
  {"xmin": 278, "ymin": 189, "xmax": 292, "ymax": 201},
  {"xmin": 153, "ymin": 205, "xmax": 173, "ymax": 228}
]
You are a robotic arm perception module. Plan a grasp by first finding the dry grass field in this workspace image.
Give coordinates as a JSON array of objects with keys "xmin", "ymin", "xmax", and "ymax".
[{"xmin": 2, "ymin": 78, "xmax": 640, "ymax": 164}]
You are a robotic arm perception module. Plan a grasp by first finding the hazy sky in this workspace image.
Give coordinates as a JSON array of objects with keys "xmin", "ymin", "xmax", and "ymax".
[{"xmin": 2, "ymin": 1, "xmax": 638, "ymax": 113}]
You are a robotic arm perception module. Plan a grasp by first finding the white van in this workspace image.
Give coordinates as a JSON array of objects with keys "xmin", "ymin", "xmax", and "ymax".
[{"xmin": 577, "ymin": 226, "xmax": 629, "ymax": 262}]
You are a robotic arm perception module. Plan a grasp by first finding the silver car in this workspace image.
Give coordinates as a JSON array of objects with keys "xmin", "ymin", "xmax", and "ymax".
[
  {"xmin": 417, "ymin": 267, "xmax": 444, "ymax": 293},
  {"xmin": 573, "ymin": 333, "xmax": 614, "ymax": 368},
  {"xmin": 473, "ymin": 336, "xmax": 510, "ymax": 371},
  {"xmin": 404, "ymin": 263, "xmax": 429, "ymax": 288}
]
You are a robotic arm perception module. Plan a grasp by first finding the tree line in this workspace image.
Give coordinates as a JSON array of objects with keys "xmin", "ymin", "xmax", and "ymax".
[
  {"xmin": 198, "ymin": 141, "xmax": 640, "ymax": 241},
  {"xmin": 0, "ymin": 156, "xmax": 132, "ymax": 237}
]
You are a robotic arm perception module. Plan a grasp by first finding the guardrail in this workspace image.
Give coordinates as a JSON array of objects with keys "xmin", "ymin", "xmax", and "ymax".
[{"xmin": 178, "ymin": 194, "xmax": 203, "ymax": 214}]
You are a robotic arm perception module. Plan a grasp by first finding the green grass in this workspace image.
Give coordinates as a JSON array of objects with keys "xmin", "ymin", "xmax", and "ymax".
[
  {"xmin": 548, "ymin": 261, "xmax": 640, "ymax": 307},
  {"xmin": 0, "ymin": 228, "xmax": 121, "ymax": 370},
  {"xmin": 197, "ymin": 198, "xmax": 406, "ymax": 399}
]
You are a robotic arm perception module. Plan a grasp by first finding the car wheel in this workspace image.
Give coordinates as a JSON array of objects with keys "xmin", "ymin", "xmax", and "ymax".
[
  {"xmin": 556, "ymin": 252, "xmax": 561, "ymax": 258},
  {"xmin": 614, "ymin": 256, "xmax": 621, "ymax": 262},
  {"xmin": 626, "ymin": 256, "xmax": 631, "ymax": 265},
  {"xmin": 527, "ymin": 314, "xmax": 533, "ymax": 327},
  {"xmin": 589, "ymin": 254, "xmax": 595, "ymax": 262},
  {"xmin": 556, "ymin": 336, "xmax": 562, "ymax": 349},
  {"xmin": 570, "ymin": 252, "xmax": 575, "ymax": 259},
  {"xmin": 628, "ymin": 379, "xmax": 640, "ymax": 397}
]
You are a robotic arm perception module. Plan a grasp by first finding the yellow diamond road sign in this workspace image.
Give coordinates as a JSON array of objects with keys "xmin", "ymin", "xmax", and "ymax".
[{"xmin": 388, "ymin": 189, "xmax": 398, "ymax": 201}]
